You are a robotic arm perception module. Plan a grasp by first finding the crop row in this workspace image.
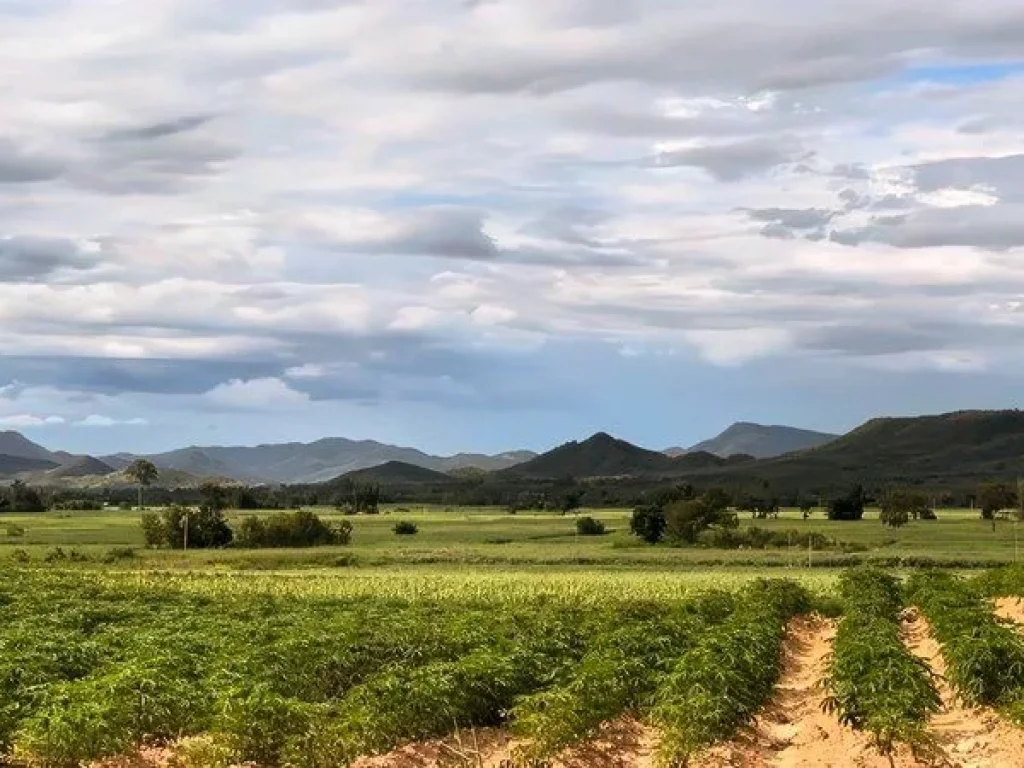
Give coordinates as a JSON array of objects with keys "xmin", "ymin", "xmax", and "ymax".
[
  {"xmin": 822, "ymin": 568, "xmax": 940, "ymax": 758},
  {"xmin": 909, "ymin": 570, "xmax": 1024, "ymax": 719}
]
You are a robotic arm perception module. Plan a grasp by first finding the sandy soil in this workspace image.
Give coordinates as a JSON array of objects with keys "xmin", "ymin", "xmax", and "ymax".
[
  {"xmin": 902, "ymin": 609, "xmax": 1024, "ymax": 768},
  {"xmin": 994, "ymin": 597, "xmax": 1024, "ymax": 625},
  {"xmin": 697, "ymin": 614, "xmax": 912, "ymax": 768},
  {"xmin": 352, "ymin": 717, "xmax": 658, "ymax": 768}
]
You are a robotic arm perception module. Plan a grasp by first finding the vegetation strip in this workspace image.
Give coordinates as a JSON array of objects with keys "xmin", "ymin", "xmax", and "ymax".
[
  {"xmin": 510, "ymin": 592, "xmax": 735, "ymax": 759},
  {"xmin": 908, "ymin": 570, "xmax": 1024, "ymax": 720},
  {"xmin": 821, "ymin": 568, "xmax": 941, "ymax": 758},
  {"xmin": 647, "ymin": 578, "xmax": 811, "ymax": 765}
]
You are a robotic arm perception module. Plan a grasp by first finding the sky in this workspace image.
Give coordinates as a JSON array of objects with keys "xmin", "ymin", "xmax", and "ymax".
[{"xmin": 3, "ymin": 0, "xmax": 1024, "ymax": 456}]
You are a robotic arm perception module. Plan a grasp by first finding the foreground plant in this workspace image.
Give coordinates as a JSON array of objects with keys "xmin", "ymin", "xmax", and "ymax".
[
  {"xmin": 822, "ymin": 569, "xmax": 940, "ymax": 758},
  {"xmin": 648, "ymin": 579, "xmax": 810, "ymax": 765},
  {"xmin": 908, "ymin": 570, "xmax": 1024, "ymax": 718}
]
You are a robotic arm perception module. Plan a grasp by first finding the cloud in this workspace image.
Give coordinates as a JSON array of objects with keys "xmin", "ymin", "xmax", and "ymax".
[
  {"xmin": 75, "ymin": 415, "xmax": 148, "ymax": 427},
  {"xmin": 205, "ymin": 377, "xmax": 311, "ymax": 409},
  {"xmin": 5, "ymin": 0, "xmax": 1024, "ymax": 451},
  {"xmin": 645, "ymin": 137, "xmax": 806, "ymax": 181},
  {"xmin": 0, "ymin": 236, "xmax": 104, "ymax": 282},
  {"xmin": 0, "ymin": 414, "xmax": 66, "ymax": 427}
]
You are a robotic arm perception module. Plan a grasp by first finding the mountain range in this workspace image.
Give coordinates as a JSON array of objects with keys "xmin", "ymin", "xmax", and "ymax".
[{"xmin": 5, "ymin": 412, "xmax": 1024, "ymax": 492}]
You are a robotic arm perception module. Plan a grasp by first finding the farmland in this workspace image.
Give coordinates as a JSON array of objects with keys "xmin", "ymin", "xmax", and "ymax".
[{"xmin": 6, "ymin": 507, "xmax": 1024, "ymax": 766}]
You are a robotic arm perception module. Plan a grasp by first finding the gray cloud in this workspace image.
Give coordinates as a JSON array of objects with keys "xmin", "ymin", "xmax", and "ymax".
[
  {"xmin": 646, "ymin": 137, "xmax": 805, "ymax": 181},
  {"xmin": 910, "ymin": 153, "xmax": 1024, "ymax": 201},
  {"xmin": 830, "ymin": 205, "xmax": 1024, "ymax": 250},
  {"xmin": 0, "ymin": 139, "xmax": 64, "ymax": 184},
  {"xmin": 0, "ymin": 236, "xmax": 102, "ymax": 281},
  {"xmin": 102, "ymin": 114, "xmax": 214, "ymax": 142}
]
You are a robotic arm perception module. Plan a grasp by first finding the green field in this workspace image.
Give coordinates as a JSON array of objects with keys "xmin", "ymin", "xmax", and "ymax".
[
  {"xmin": 2, "ymin": 504, "xmax": 1021, "ymax": 570},
  {"xmin": 5, "ymin": 504, "xmax": 1024, "ymax": 766}
]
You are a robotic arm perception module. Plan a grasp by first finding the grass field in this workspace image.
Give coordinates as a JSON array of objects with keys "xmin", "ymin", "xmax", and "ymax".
[{"xmin": 2, "ymin": 504, "xmax": 1021, "ymax": 570}]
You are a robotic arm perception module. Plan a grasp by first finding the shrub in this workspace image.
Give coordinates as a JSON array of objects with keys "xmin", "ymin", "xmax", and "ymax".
[
  {"xmin": 235, "ymin": 511, "xmax": 352, "ymax": 549},
  {"xmin": 574, "ymin": 516, "xmax": 606, "ymax": 536},
  {"xmin": 139, "ymin": 506, "xmax": 233, "ymax": 550},
  {"xmin": 392, "ymin": 521, "xmax": 418, "ymax": 536},
  {"xmin": 102, "ymin": 547, "xmax": 138, "ymax": 563},
  {"xmin": 4, "ymin": 524, "xmax": 25, "ymax": 538},
  {"xmin": 51, "ymin": 499, "xmax": 104, "ymax": 512}
]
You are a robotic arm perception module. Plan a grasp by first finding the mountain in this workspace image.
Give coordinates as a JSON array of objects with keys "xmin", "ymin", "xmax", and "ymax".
[
  {"xmin": 45, "ymin": 455, "xmax": 116, "ymax": 479},
  {"xmin": 504, "ymin": 432, "xmax": 676, "ymax": 479},
  {"xmin": 697, "ymin": 410, "xmax": 1024, "ymax": 492},
  {"xmin": 336, "ymin": 461, "xmax": 457, "ymax": 486},
  {"xmin": 0, "ymin": 454, "xmax": 60, "ymax": 477},
  {"xmin": 686, "ymin": 422, "xmax": 838, "ymax": 459},
  {"xmin": 121, "ymin": 438, "xmax": 536, "ymax": 484},
  {"xmin": 0, "ymin": 431, "xmax": 59, "ymax": 462}
]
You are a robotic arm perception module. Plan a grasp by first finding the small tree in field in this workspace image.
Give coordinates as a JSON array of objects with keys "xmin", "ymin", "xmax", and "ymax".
[
  {"xmin": 630, "ymin": 505, "xmax": 667, "ymax": 544},
  {"xmin": 126, "ymin": 459, "xmax": 158, "ymax": 510}
]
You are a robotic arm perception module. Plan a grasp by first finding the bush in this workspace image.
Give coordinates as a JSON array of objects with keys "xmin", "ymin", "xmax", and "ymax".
[
  {"xmin": 575, "ymin": 516, "xmax": 606, "ymax": 536},
  {"xmin": 4, "ymin": 524, "xmax": 25, "ymax": 538},
  {"xmin": 828, "ymin": 486, "xmax": 866, "ymax": 521},
  {"xmin": 140, "ymin": 506, "xmax": 233, "ymax": 550},
  {"xmin": 51, "ymin": 499, "xmax": 104, "ymax": 512},
  {"xmin": 235, "ymin": 511, "xmax": 352, "ymax": 549},
  {"xmin": 102, "ymin": 547, "xmax": 137, "ymax": 563},
  {"xmin": 392, "ymin": 521, "xmax": 418, "ymax": 536}
]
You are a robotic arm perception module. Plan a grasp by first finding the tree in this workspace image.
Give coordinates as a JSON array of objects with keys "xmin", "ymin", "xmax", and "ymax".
[
  {"xmin": 575, "ymin": 516, "xmax": 606, "ymax": 536},
  {"xmin": 828, "ymin": 485, "xmax": 866, "ymax": 521},
  {"xmin": 561, "ymin": 490, "xmax": 585, "ymax": 515},
  {"xmin": 664, "ymin": 490, "xmax": 738, "ymax": 544},
  {"xmin": 979, "ymin": 482, "xmax": 1017, "ymax": 522},
  {"xmin": 126, "ymin": 459, "xmax": 159, "ymax": 510},
  {"xmin": 630, "ymin": 504, "xmax": 667, "ymax": 544},
  {"xmin": 7, "ymin": 480, "xmax": 45, "ymax": 513},
  {"xmin": 879, "ymin": 488, "xmax": 930, "ymax": 528}
]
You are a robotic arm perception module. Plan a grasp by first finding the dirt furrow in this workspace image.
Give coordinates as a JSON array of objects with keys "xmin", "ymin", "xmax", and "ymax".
[
  {"xmin": 902, "ymin": 609, "xmax": 1024, "ymax": 768},
  {"xmin": 699, "ymin": 614, "xmax": 907, "ymax": 768}
]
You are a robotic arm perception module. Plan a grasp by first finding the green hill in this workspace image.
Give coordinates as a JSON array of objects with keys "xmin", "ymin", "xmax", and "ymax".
[
  {"xmin": 336, "ymin": 461, "xmax": 457, "ymax": 486},
  {"xmin": 503, "ymin": 432, "xmax": 676, "ymax": 479},
  {"xmin": 690, "ymin": 409, "xmax": 1024, "ymax": 492}
]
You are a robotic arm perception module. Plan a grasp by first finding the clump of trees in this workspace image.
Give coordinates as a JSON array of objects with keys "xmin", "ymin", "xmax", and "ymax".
[
  {"xmin": 141, "ymin": 505, "xmax": 234, "ymax": 550},
  {"xmin": 235, "ymin": 509, "xmax": 352, "ymax": 548},
  {"xmin": 879, "ymin": 489, "xmax": 935, "ymax": 528},
  {"xmin": 0, "ymin": 480, "xmax": 46, "ymax": 513},
  {"xmin": 332, "ymin": 481, "xmax": 382, "ymax": 515},
  {"xmin": 978, "ymin": 482, "xmax": 1021, "ymax": 522},
  {"xmin": 141, "ymin": 482, "xmax": 234, "ymax": 549},
  {"xmin": 630, "ymin": 487, "xmax": 736, "ymax": 545},
  {"xmin": 827, "ymin": 486, "xmax": 866, "ymax": 521}
]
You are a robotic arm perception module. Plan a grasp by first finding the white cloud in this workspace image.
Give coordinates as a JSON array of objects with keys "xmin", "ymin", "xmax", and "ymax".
[
  {"xmin": 75, "ymin": 415, "xmax": 149, "ymax": 427},
  {"xmin": 0, "ymin": 414, "xmax": 66, "ymax": 427},
  {"xmin": 205, "ymin": 377, "xmax": 310, "ymax": 410}
]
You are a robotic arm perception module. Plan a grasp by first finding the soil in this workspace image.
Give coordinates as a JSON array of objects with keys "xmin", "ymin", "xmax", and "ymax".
[
  {"xmin": 697, "ymin": 614, "xmax": 912, "ymax": 768},
  {"xmin": 994, "ymin": 597, "xmax": 1024, "ymax": 625}
]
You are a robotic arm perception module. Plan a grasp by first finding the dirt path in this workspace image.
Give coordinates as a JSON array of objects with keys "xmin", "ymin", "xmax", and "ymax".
[
  {"xmin": 351, "ymin": 718, "xmax": 657, "ymax": 768},
  {"xmin": 902, "ymin": 609, "xmax": 1024, "ymax": 768},
  {"xmin": 699, "ymin": 614, "xmax": 910, "ymax": 768}
]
